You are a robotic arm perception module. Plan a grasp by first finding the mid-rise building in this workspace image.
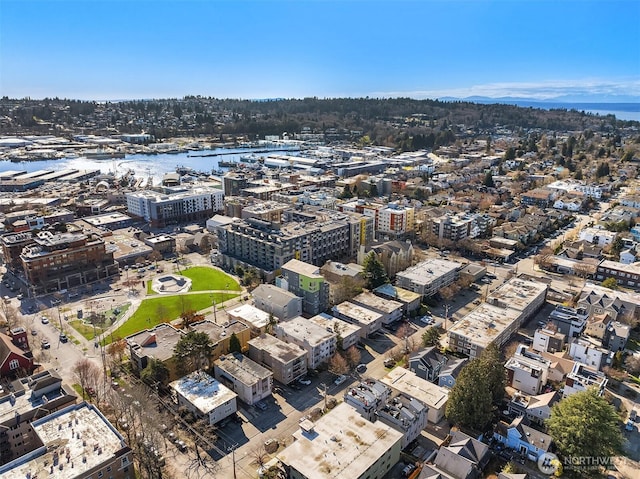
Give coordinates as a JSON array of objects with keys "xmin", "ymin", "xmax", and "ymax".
[
  {"xmin": 252, "ymin": 284, "xmax": 303, "ymax": 321},
  {"xmin": 447, "ymin": 278, "xmax": 547, "ymax": 358},
  {"xmin": 349, "ymin": 291, "xmax": 403, "ymax": 326},
  {"xmin": 332, "ymin": 301, "xmax": 384, "ymax": 338},
  {"xmin": 5, "ymin": 229, "xmax": 119, "ymax": 295},
  {"xmin": 213, "ymin": 353, "xmax": 272, "ymax": 405},
  {"xmin": 169, "ymin": 371, "xmax": 237, "ymax": 425},
  {"xmin": 395, "ymin": 258, "xmax": 461, "ymax": 298},
  {"xmin": 274, "ymin": 316, "xmax": 337, "ymax": 369},
  {"xmin": 277, "ymin": 402, "xmax": 403, "ymax": 479},
  {"xmin": 248, "ymin": 334, "xmax": 307, "ymax": 385},
  {"xmin": 278, "ymin": 259, "xmax": 329, "ymax": 316},
  {"xmin": 308, "ymin": 313, "xmax": 362, "ymax": 350},
  {"xmin": 126, "ymin": 186, "xmax": 224, "ymax": 227},
  {"xmin": 0, "ymin": 402, "xmax": 135, "ymax": 479},
  {"xmin": 595, "ymin": 260, "xmax": 640, "ymax": 289},
  {"xmin": 343, "ymin": 379, "xmax": 391, "ymax": 422},
  {"xmin": 377, "ymin": 203, "xmax": 415, "ymax": 239},
  {"xmin": 376, "ymin": 393, "xmax": 428, "ymax": 450}
]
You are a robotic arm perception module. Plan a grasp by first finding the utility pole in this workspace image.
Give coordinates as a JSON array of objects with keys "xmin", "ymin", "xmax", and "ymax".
[
  {"xmin": 443, "ymin": 304, "xmax": 450, "ymax": 332},
  {"xmin": 229, "ymin": 443, "xmax": 238, "ymax": 479},
  {"xmin": 321, "ymin": 382, "xmax": 328, "ymax": 411}
]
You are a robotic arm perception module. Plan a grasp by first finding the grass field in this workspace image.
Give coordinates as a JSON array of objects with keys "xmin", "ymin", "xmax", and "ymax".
[
  {"xmin": 180, "ymin": 266, "xmax": 241, "ymax": 292},
  {"xmin": 107, "ymin": 292, "xmax": 236, "ymax": 342}
]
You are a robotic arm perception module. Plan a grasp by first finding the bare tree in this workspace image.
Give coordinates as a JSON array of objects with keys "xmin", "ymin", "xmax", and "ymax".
[
  {"xmin": 625, "ymin": 355, "xmax": 640, "ymax": 376},
  {"xmin": 73, "ymin": 358, "xmax": 101, "ymax": 400},
  {"xmin": 250, "ymin": 443, "xmax": 269, "ymax": 468},
  {"xmin": 535, "ymin": 246, "xmax": 555, "ymax": 271},
  {"xmin": 328, "ymin": 353, "xmax": 349, "ymax": 375},
  {"xmin": 344, "ymin": 346, "xmax": 361, "ymax": 368}
]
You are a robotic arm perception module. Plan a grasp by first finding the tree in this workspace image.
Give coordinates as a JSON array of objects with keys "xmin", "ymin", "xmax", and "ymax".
[
  {"xmin": 625, "ymin": 354, "xmax": 640, "ymax": 376},
  {"xmin": 181, "ymin": 309, "xmax": 204, "ymax": 328},
  {"xmin": 332, "ymin": 276, "xmax": 364, "ymax": 305},
  {"xmin": 446, "ymin": 358, "xmax": 494, "ymax": 431},
  {"xmin": 140, "ymin": 358, "xmax": 169, "ymax": 386},
  {"xmin": 173, "ymin": 331, "xmax": 214, "ymax": 375},
  {"xmin": 601, "ymin": 277, "xmax": 618, "ymax": 290},
  {"xmin": 483, "ymin": 171, "xmax": 495, "ymax": 188},
  {"xmin": 73, "ymin": 358, "xmax": 101, "ymax": 400},
  {"xmin": 479, "ymin": 343, "xmax": 506, "ymax": 404},
  {"xmin": 340, "ymin": 184, "xmax": 353, "ymax": 199},
  {"xmin": 266, "ymin": 312, "xmax": 277, "ymax": 334},
  {"xmin": 344, "ymin": 345, "xmax": 361, "ymax": 368},
  {"xmin": 421, "ymin": 326, "xmax": 442, "ymax": 347},
  {"xmin": 362, "ymin": 251, "xmax": 389, "ymax": 290},
  {"xmin": 328, "ymin": 353, "xmax": 349, "ymax": 375},
  {"xmin": 547, "ymin": 389, "xmax": 624, "ymax": 476},
  {"xmin": 229, "ymin": 332, "xmax": 242, "ymax": 354}
]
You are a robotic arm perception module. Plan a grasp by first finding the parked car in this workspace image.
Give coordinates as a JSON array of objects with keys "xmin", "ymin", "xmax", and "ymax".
[
  {"xmin": 41, "ymin": 339, "xmax": 50, "ymax": 349},
  {"xmin": 59, "ymin": 333, "xmax": 68, "ymax": 343},
  {"xmin": 356, "ymin": 364, "xmax": 367, "ymax": 373},
  {"xmin": 334, "ymin": 375, "xmax": 347, "ymax": 386},
  {"xmin": 255, "ymin": 401, "xmax": 268, "ymax": 411},
  {"xmin": 402, "ymin": 464, "xmax": 416, "ymax": 477},
  {"xmin": 175, "ymin": 439, "xmax": 187, "ymax": 452},
  {"xmin": 297, "ymin": 378, "xmax": 311, "ymax": 386},
  {"xmin": 384, "ymin": 358, "xmax": 395, "ymax": 368},
  {"xmin": 626, "ymin": 420, "xmax": 635, "ymax": 431},
  {"xmin": 41, "ymin": 316, "xmax": 49, "ymax": 324}
]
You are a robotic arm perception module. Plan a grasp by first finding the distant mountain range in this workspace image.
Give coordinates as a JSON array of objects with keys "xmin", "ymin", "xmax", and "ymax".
[{"xmin": 439, "ymin": 96, "xmax": 640, "ymax": 112}]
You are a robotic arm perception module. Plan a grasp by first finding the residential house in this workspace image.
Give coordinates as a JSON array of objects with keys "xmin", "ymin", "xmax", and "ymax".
[
  {"xmin": 169, "ymin": 370, "xmax": 237, "ymax": 425},
  {"xmin": 213, "ymin": 353, "xmax": 272, "ymax": 405},
  {"xmin": 432, "ymin": 430, "xmax": 491, "ymax": 479},
  {"xmin": 409, "ymin": 347, "xmax": 448, "ymax": 382},
  {"xmin": 563, "ymin": 362, "xmax": 607, "ymax": 398},
  {"xmin": 532, "ymin": 328, "xmax": 566, "ymax": 354},
  {"xmin": 578, "ymin": 227, "xmax": 617, "ymax": 247},
  {"xmin": 547, "ymin": 305, "xmax": 588, "ymax": 338},
  {"xmin": 0, "ymin": 331, "xmax": 34, "ymax": 378},
  {"xmin": 505, "ymin": 345, "xmax": 551, "ymax": 395},
  {"xmin": 604, "ymin": 321, "xmax": 630, "ymax": 352},
  {"xmin": 376, "ymin": 393, "xmax": 429, "ymax": 450},
  {"xmin": 507, "ymin": 391, "xmax": 560, "ymax": 426},
  {"xmin": 438, "ymin": 358, "xmax": 468, "ymax": 389},
  {"xmin": 343, "ymin": 378, "xmax": 391, "ymax": 422},
  {"xmin": 493, "ymin": 416, "xmax": 553, "ymax": 461}
]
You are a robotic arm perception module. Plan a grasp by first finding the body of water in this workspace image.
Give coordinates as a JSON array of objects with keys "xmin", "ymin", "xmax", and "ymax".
[{"xmin": 0, "ymin": 147, "xmax": 298, "ymax": 184}]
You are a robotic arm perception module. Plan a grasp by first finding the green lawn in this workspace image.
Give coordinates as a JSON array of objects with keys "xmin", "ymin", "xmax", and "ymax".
[
  {"xmin": 180, "ymin": 267, "xmax": 241, "ymax": 292},
  {"xmin": 107, "ymin": 292, "xmax": 237, "ymax": 342},
  {"xmin": 70, "ymin": 320, "xmax": 106, "ymax": 340}
]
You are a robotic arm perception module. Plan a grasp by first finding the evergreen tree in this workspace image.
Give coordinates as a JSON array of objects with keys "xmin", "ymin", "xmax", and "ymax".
[
  {"xmin": 547, "ymin": 389, "xmax": 623, "ymax": 476},
  {"xmin": 483, "ymin": 172, "xmax": 495, "ymax": 188},
  {"xmin": 362, "ymin": 252, "xmax": 389, "ymax": 290},
  {"xmin": 174, "ymin": 331, "xmax": 214, "ymax": 375},
  {"xmin": 229, "ymin": 332, "xmax": 242, "ymax": 354},
  {"xmin": 479, "ymin": 343, "xmax": 506, "ymax": 403},
  {"xmin": 445, "ymin": 359, "xmax": 493, "ymax": 431},
  {"xmin": 141, "ymin": 358, "xmax": 169, "ymax": 386}
]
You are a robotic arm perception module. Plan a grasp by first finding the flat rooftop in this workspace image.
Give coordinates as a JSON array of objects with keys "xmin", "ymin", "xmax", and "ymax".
[
  {"xmin": 396, "ymin": 258, "xmax": 461, "ymax": 285},
  {"xmin": 216, "ymin": 353, "xmax": 272, "ymax": 385},
  {"xmin": 228, "ymin": 304, "xmax": 270, "ymax": 329},
  {"xmin": 333, "ymin": 301, "xmax": 383, "ymax": 326},
  {"xmin": 126, "ymin": 323, "xmax": 183, "ymax": 362},
  {"xmin": 81, "ymin": 212, "xmax": 132, "ymax": 228},
  {"xmin": 169, "ymin": 371, "xmax": 237, "ymax": 415},
  {"xmin": 190, "ymin": 319, "xmax": 248, "ymax": 344},
  {"xmin": 308, "ymin": 313, "xmax": 362, "ymax": 338},
  {"xmin": 352, "ymin": 291, "xmax": 403, "ymax": 314},
  {"xmin": 276, "ymin": 316, "xmax": 336, "ymax": 346},
  {"xmin": 277, "ymin": 402, "xmax": 403, "ymax": 479},
  {"xmin": 373, "ymin": 284, "xmax": 422, "ymax": 304},
  {"xmin": 281, "ymin": 258, "xmax": 322, "ymax": 278},
  {"xmin": 380, "ymin": 368, "xmax": 449, "ymax": 410},
  {"xmin": 248, "ymin": 334, "xmax": 307, "ymax": 363},
  {"xmin": 0, "ymin": 402, "xmax": 126, "ymax": 479}
]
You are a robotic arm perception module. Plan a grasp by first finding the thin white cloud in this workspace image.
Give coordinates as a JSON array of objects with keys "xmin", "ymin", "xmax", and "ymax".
[{"xmin": 375, "ymin": 79, "xmax": 640, "ymax": 101}]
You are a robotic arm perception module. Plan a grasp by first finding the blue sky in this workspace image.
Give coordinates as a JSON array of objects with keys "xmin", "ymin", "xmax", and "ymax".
[{"xmin": 1, "ymin": 0, "xmax": 639, "ymax": 101}]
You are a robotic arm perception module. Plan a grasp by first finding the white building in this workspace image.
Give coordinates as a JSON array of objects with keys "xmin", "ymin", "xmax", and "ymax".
[
  {"xmin": 505, "ymin": 345, "xmax": 551, "ymax": 395},
  {"xmin": 395, "ymin": 258, "xmax": 461, "ymax": 298},
  {"xmin": 578, "ymin": 227, "xmax": 617, "ymax": 247},
  {"xmin": 274, "ymin": 316, "xmax": 337, "ymax": 369},
  {"xmin": 349, "ymin": 291, "xmax": 403, "ymax": 326},
  {"xmin": 213, "ymin": 353, "xmax": 272, "ymax": 405},
  {"xmin": 126, "ymin": 186, "xmax": 224, "ymax": 226},
  {"xmin": 308, "ymin": 312, "xmax": 362, "ymax": 350},
  {"xmin": 563, "ymin": 362, "xmax": 607, "ymax": 398},
  {"xmin": 169, "ymin": 370, "xmax": 237, "ymax": 425},
  {"xmin": 332, "ymin": 301, "xmax": 384, "ymax": 337},
  {"xmin": 277, "ymin": 402, "xmax": 403, "ymax": 479}
]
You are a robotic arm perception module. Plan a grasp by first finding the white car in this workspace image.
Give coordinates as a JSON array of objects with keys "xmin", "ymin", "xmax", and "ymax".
[
  {"xmin": 420, "ymin": 316, "xmax": 433, "ymax": 324},
  {"xmin": 41, "ymin": 316, "xmax": 49, "ymax": 324},
  {"xmin": 334, "ymin": 375, "xmax": 347, "ymax": 386}
]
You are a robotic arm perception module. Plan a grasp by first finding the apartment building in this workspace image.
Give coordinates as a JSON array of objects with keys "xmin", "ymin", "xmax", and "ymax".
[
  {"xmin": 548, "ymin": 305, "xmax": 588, "ymax": 338},
  {"xmin": 308, "ymin": 313, "xmax": 362, "ymax": 350},
  {"xmin": 278, "ymin": 259, "xmax": 330, "ymax": 316},
  {"xmin": 596, "ymin": 260, "xmax": 640, "ymax": 289},
  {"xmin": 568, "ymin": 337, "xmax": 611, "ymax": 370},
  {"xmin": 376, "ymin": 394, "xmax": 428, "ymax": 450},
  {"xmin": 447, "ymin": 278, "xmax": 547, "ymax": 358},
  {"xmin": 213, "ymin": 353, "xmax": 273, "ymax": 405},
  {"xmin": 216, "ymin": 208, "xmax": 373, "ymax": 280},
  {"xmin": 427, "ymin": 213, "xmax": 478, "ymax": 241},
  {"xmin": 0, "ymin": 402, "xmax": 135, "ymax": 479},
  {"xmin": 169, "ymin": 371, "xmax": 237, "ymax": 426},
  {"xmin": 377, "ymin": 203, "xmax": 415, "ymax": 239},
  {"xmin": 349, "ymin": 291, "xmax": 403, "ymax": 326},
  {"xmin": 395, "ymin": 258, "xmax": 462, "ymax": 298},
  {"xmin": 248, "ymin": 334, "xmax": 308, "ymax": 385},
  {"xmin": 277, "ymin": 402, "xmax": 402, "ymax": 479},
  {"xmin": 274, "ymin": 316, "xmax": 337, "ymax": 369},
  {"xmin": 332, "ymin": 301, "xmax": 384, "ymax": 338},
  {"xmin": 563, "ymin": 362, "xmax": 607, "ymax": 398},
  {"xmin": 3, "ymin": 229, "xmax": 119, "ymax": 295},
  {"xmin": 252, "ymin": 283, "xmax": 303, "ymax": 321},
  {"xmin": 126, "ymin": 186, "xmax": 224, "ymax": 227},
  {"xmin": 0, "ymin": 371, "xmax": 77, "ymax": 465},
  {"xmin": 343, "ymin": 379, "xmax": 391, "ymax": 421},
  {"xmin": 532, "ymin": 328, "xmax": 567, "ymax": 354}
]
